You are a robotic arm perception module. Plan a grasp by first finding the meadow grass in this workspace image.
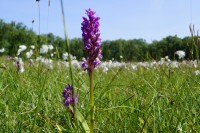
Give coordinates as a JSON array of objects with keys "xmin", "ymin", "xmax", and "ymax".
[{"xmin": 0, "ymin": 57, "xmax": 200, "ymax": 132}]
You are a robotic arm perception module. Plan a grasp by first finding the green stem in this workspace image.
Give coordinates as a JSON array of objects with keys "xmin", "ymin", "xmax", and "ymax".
[
  {"xmin": 37, "ymin": 1, "xmax": 40, "ymax": 35},
  {"xmin": 60, "ymin": 0, "xmax": 78, "ymax": 130},
  {"xmin": 89, "ymin": 70, "xmax": 94, "ymax": 133}
]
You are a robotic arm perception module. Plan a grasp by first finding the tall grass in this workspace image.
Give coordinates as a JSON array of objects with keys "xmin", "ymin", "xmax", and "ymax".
[
  {"xmin": 60, "ymin": 0, "xmax": 79, "ymax": 131},
  {"xmin": 0, "ymin": 57, "xmax": 200, "ymax": 132}
]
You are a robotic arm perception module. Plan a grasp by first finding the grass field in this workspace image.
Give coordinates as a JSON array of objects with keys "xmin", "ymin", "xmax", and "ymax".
[{"xmin": 0, "ymin": 56, "xmax": 200, "ymax": 132}]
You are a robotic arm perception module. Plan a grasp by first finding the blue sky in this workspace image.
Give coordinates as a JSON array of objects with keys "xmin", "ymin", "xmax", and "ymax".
[{"xmin": 0, "ymin": 0, "xmax": 199, "ymax": 43}]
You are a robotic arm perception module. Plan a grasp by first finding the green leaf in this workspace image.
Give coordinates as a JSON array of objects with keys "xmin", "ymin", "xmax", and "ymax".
[
  {"xmin": 55, "ymin": 124, "xmax": 66, "ymax": 132},
  {"xmin": 76, "ymin": 108, "xmax": 90, "ymax": 133},
  {"xmin": 69, "ymin": 106, "xmax": 90, "ymax": 133}
]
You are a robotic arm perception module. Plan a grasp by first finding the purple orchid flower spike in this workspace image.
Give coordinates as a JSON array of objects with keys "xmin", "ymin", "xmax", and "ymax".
[
  {"xmin": 62, "ymin": 84, "xmax": 78, "ymax": 107},
  {"xmin": 81, "ymin": 9, "xmax": 102, "ymax": 71}
]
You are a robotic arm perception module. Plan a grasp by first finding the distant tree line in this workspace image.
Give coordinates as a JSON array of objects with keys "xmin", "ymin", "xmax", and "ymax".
[{"xmin": 0, "ymin": 19, "xmax": 199, "ymax": 61}]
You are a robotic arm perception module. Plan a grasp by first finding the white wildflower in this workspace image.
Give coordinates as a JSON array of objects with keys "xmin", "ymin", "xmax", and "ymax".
[
  {"xmin": 37, "ymin": 56, "xmax": 53, "ymax": 69},
  {"xmin": 167, "ymin": 58, "xmax": 171, "ymax": 62},
  {"xmin": 131, "ymin": 64, "xmax": 137, "ymax": 70},
  {"xmin": 19, "ymin": 45, "xmax": 27, "ymax": 51},
  {"xmin": 63, "ymin": 52, "xmax": 69, "ymax": 60},
  {"xmin": 26, "ymin": 50, "xmax": 33, "ymax": 58},
  {"xmin": 158, "ymin": 58, "xmax": 165, "ymax": 65},
  {"xmin": 193, "ymin": 60, "xmax": 198, "ymax": 68},
  {"xmin": 102, "ymin": 66, "xmax": 108, "ymax": 73},
  {"xmin": 170, "ymin": 61, "xmax": 179, "ymax": 68},
  {"xmin": 0, "ymin": 48, "xmax": 5, "ymax": 53},
  {"xmin": 48, "ymin": 45, "xmax": 54, "ymax": 50},
  {"xmin": 30, "ymin": 45, "xmax": 35, "ymax": 49},
  {"xmin": 175, "ymin": 50, "xmax": 185, "ymax": 59},
  {"xmin": 43, "ymin": 58, "xmax": 53, "ymax": 69},
  {"xmin": 165, "ymin": 56, "xmax": 171, "ymax": 62},
  {"xmin": 62, "ymin": 52, "xmax": 76, "ymax": 61},
  {"xmin": 40, "ymin": 45, "xmax": 49, "ymax": 54},
  {"xmin": 72, "ymin": 60, "xmax": 81, "ymax": 68},
  {"xmin": 17, "ymin": 45, "xmax": 27, "ymax": 56},
  {"xmin": 194, "ymin": 70, "xmax": 200, "ymax": 75},
  {"xmin": 100, "ymin": 62, "xmax": 109, "ymax": 73},
  {"xmin": 14, "ymin": 57, "xmax": 24, "ymax": 73}
]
